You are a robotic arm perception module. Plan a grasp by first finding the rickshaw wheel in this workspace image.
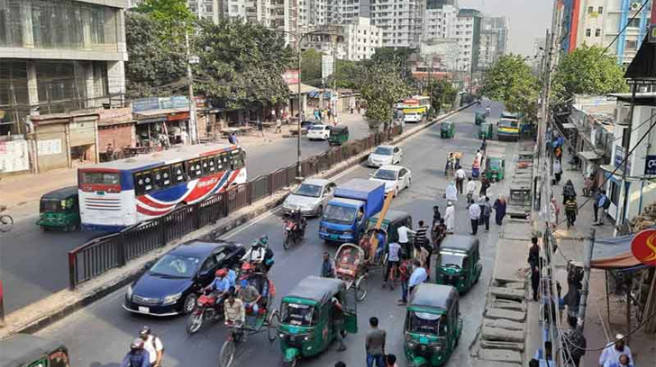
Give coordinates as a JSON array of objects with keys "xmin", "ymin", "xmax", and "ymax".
[
  {"xmin": 355, "ymin": 276, "xmax": 367, "ymax": 301},
  {"xmin": 267, "ymin": 310, "xmax": 280, "ymax": 342},
  {"xmin": 219, "ymin": 340, "xmax": 236, "ymax": 367}
]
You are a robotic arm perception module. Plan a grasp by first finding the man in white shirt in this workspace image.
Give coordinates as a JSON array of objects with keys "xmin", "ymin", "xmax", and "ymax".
[
  {"xmin": 139, "ymin": 326, "xmax": 164, "ymax": 367},
  {"xmin": 455, "ymin": 167, "xmax": 466, "ymax": 194},
  {"xmin": 397, "ymin": 225, "xmax": 415, "ymax": 259},
  {"xmin": 466, "ymin": 178, "xmax": 477, "ymax": 207},
  {"xmin": 383, "ymin": 242, "xmax": 402, "ymax": 289},
  {"xmin": 599, "ymin": 335, "xmax": 633, "ymax": 367},
  {"xmin": 469, "ymin": 202, "xmax": 481, "ymax": 235}
]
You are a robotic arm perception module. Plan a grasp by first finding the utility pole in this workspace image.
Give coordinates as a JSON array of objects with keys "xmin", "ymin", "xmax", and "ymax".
[
  {"xmin": 332, "ymin": 34, "xmax": 338, "ymax": 123},
  {"xmin": 617, "ymin": 84, "xmax": 636, "ymax": 233},
  {"xmin": 296, "ymin": 38, "xmax": 303, "ymax": 178},
  {"xmin": 185, "ymin": 30, "xmax": 199, "ymax": 144},
  {"xmin": 577, "ymin": 229, "xmax": 596, "ymax": 331}
]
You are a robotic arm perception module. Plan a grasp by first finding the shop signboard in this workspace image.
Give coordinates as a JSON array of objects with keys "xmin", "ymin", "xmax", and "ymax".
[
  {"xmin": 631, "ymin": 229, "xmax": 656, "ymax": 266},
  {"xmin": 645, "ymin": 155, "xmax": 656, "ymax": 175},
  {"xmin": 614, "ymin": 146, "xmax": 631, "ymax": 172}
]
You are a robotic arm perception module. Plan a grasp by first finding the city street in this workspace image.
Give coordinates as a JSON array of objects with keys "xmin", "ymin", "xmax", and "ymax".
[
  {"xmin": 0, "ymin": 114, "xmax": 370, "ymax": 313},
  {"xmin": 35, "ymin": 103, "xmax": 518, "ymax": 367}
]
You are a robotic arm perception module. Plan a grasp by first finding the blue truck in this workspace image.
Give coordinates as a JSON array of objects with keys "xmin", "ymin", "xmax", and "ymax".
[{"xmin": 319, "ymin": 179, "xmax": 386, "ymax": 243}]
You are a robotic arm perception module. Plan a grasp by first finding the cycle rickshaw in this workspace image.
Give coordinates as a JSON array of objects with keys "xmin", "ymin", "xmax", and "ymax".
[{"xmin": 334, "ymin": 243, "xmax": 368, "ymax": 302}]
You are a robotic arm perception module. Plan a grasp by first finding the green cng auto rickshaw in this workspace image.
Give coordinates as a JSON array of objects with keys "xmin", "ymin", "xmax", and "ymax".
[
  {"xmin": 404, "ymin": 284, "xmax": 462, "ymax": 367},
  {"xmin": 328, "ymin": 126, "xmax": 349, "ymax": 146},
  {"xmin": 474, "ymin": 112, "xmax": 486, "ymax": 125},
  {"xmin": 440, "ymin": 121, "xmax": 454, "ymax": 139},
  {"xmin": 366, "ymin": 210, "xmax": 412, "ymax": 243},
  {"xmin": 478, "ymin": 122, "xmax": 493, "ymax": 139},
  {"xmin": 0, "ymin": 334, "xmax": 70, "ymax": 367},
  {"xmin": 36, "ymin": 186, "xmax": 80, "ymax": 231},
  {"xmin": 485, "ymin": 156, "xmax": 506, "ymax": 182},
  {"xmin": 278, "ymin": 276, "xmax": 357, "ymax": 366},
  {"xmin": 435, "ymin": 235, "xmax": 482, "ymax": 293}
]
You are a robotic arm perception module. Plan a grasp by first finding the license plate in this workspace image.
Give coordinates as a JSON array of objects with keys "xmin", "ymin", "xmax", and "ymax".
[
  {"xmin": 138, "ymin": 306, "xmax": 149, "ymax": 313},
  {"xmin": 330, "ymin": 234, "xmax": 339, "ymax": 239}
]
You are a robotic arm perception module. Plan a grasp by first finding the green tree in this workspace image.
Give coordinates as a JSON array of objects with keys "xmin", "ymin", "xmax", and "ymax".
[
  {"xmin": 300, "ymin": 49, "xmax": 322, "ymax": 87},
  {"xmin": 552, "ymin": 45, "xmax": 628, "ymax": 102},
  {"xmin": 124, "ymin": 12, "xmax": 187, "ymax": 98},
  {"xmin": 135, "ymin": 0, "xmax": 195, "ymax": 26},
  {"xmin": 193, "ymin": 19, "xmax": 294, "ymax": 109},
  {"xmin": 481, "ymin": 54, "xmax": 540, "ymax": 122},
  {"xmin": 429, "ymin": 79, "xmax": 458, "ymax": 114},
  {"xmin": 359, "ymin": 63, "xmax": 410, "ymax": 131}
]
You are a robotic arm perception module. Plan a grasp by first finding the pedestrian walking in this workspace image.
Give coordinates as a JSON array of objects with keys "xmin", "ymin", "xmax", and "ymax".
[
  {"xmin": 365, "ymin": 317, "xmax": 386, "ymax": 367},
  {"xmin": 493, "ymin": 195, "xmax": 507, "ymax": 225},
  {"xmin": 314, "ymin": 108, "xmax": 320, "ymax": 121},
  {"xmin": 445, "ymin": 181, "xmax": 458, "ymax": 202},
  {"xmin": 466, "ymin": 178, "xmax": 476, "ymax": 207},
  {"xmin": 407, "ymin": 260, "xmax": 427, "ymax": 296},
  {"xmin": 562, "ymin": 317, "xmax": 586, "ymax": 367},
  {"xmin": 480, "ymin": 197, "xmax": 492, "ymax": 231},
  {"xmin": 413, "ymin": 220, "xmax": 428, "ymax": 257},
  {"xmin": 455, "ymin": 167, "xmax": 466, "ymax": 194},
  {"xmin": 599, "ymin": 335, "xmax": 634, "ymax": 367},
  {"xmin": 275, "ymin": 116, "xmax": 282, "ymax": 133},
  {"xmin": 562, "ymin": 283, "xmax": 581, "ymax": 333},
  {"xmin": 593, "ymin": 189, "xmax": 610, "ymax": 225},
  {"xmin": 398, "ymin": 258, "xmax": 411, "ymax": 304},
  {"xmin": 469, "ymin": 202, "xmax": 481, "ymax": 235},
  {"xmin": 444, "ymin": 202, "xmax": 455, "ymax": 233},
  {"xmin": 397, "ymin": 224, "xmax": 414, "ymax": 259},
  {"xmin": 549, "ymin": 197, "xmax": 560, "ymax": 229},
  {"xmin": 565, "ymin": 198, "xmax": 577, "ymax": 229},
  {"xmin": 583, "ymin": 174, "xmax": 594, "ymax": 197},
  {"xmin": 321, "ymin": 252, "xmax": 335, "ymax": 278},
  {"xmin": 139, "ymin": 326, "xmax": 163, "ymax": 367},
  {"xmin": 531, "ymin": 267, "xmax": 540, "ymax": 301},
  {"xmin": 528, "ymin": 236, "xmax": 540, "ymax": 271},
  {"xmin": 332, "ymin": 297, "xmax": 347, "ymax": 351},
  {"xmin": 431, "ymin": 218, "xmax": 447, "ymax": 248},
  {"xmin": 432, "ymin": 205, "xmax": 441, "ymax": 227},
  {"xmin": 562, "ymin": 180, "xmax": 577, "ymax": 204},
  {"xmin": 120, "ymin": 339, "xmax": 150, "ymax": 367},
  {"xmin": 479, "ymin": 176, "xmax": 490, "ymax": 197},
  {"xmin": 553, "ymin": 159, "xmax": 563, "ymax": 184},
  {"xmin": 257, "ymin": 118, "xmax": 264, "ymax": 137},
  {"xmin": 383, "ymin": 241, "xmax": 401, "ymax": 290}
]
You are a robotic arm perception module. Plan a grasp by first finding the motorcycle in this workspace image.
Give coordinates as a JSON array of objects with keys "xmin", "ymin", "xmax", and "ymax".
[
  {"xmin": 282, "ymin": 217, "xmax": 305, "ymax": 250},
  {"xmin": 186, "ymin": 289, "xmax": 224, "ymax": 335}
]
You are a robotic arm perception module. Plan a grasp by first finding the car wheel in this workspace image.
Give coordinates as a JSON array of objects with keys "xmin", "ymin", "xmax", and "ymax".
[{"xmin": 182, "ymin": 293, "xmax": 197, "ymax": 314}]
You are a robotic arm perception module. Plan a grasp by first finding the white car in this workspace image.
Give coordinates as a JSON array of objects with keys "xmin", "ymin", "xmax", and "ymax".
[
  {"xmin": 282, "ymin": 178, "xmax": 336, "ymax": 216},
  {"xmin": 368, "ymin": 145, "xmax": 402, "ymax": 167},
  {"xmin": 307, "ymin": 125, "xmax": 331, "ymax": 140},
  {"xmin": 368, "ymin": 165, "xmax": 412, "ymax": 196}
]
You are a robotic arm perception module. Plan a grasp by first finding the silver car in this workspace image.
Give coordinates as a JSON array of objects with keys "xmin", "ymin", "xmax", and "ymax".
[{"xmin": 282, "ymin": 178, "xmax": 336, "ymax": 216}]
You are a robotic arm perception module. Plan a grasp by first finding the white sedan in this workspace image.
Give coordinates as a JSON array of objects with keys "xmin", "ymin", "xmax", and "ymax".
[
  {"xmin": 307, "ymin": 125, "xmax": 331, "ymax": 140},
  {"xmin": 368, "ymin": 165, "xmax": 412, "ymax": 196},
  {"xmin": 367, "ymin": 145, "xmax": 402, "ymax": 167}
]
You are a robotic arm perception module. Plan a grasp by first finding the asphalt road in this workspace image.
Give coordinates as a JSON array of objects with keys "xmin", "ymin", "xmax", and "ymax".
[
  {"xmin": 0, "ymin": 116, "xmax": 370, "ymax": 313},
  {"xmin": 35, "ymin": 101, "xmax": 518, "ymax": 367}
]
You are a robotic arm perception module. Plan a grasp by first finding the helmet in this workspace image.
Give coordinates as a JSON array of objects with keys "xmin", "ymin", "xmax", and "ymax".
[
  {"xmin": 258, "ymin": 235, "xmax": 269, "ymax": 246},
  {"xmin": 130, "ymin": 338, "xmax": 144, "ymax": 350},
  {"xmin": 241, "ymin": 262, "xmax": 254, "ymax": 272},
  {"xmin": 139, "ymin": 326, "xmax": 151, "ymax": 337},
  {"xmin": 215, "ymin": 269, "xmax": 227, "ymax": 278}
]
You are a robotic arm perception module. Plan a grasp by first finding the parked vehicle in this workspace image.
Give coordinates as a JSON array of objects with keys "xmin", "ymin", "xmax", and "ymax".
[
  {"xmin": 403, "ymin": 284, "xmax": 462, "ymax": 367},
  {"xmin": 281, "ymin": 178, "xmax": 336, "ymax": 217},
  {"xmin": 278, "ymin": 276, "xmax": 358, "ymax": 366},
  {"xmin": 479, "ymin": 122, "xmax": 493, "ymax": 140},
  {"xmin": 319, "ymin": 179, "xmax": 385, "ymax": 244},
  {"xmin": 485, "ymin": 156, "xmax": 506, "ymax": 182},
  {"xmin": 123, "ymin": 241, "xmax": 245, "ymax": 316},
  {"xmin": 0, "ymin": 334, "xmax": 70, "ymax": 367},
  {"xmin": 307, "ymin": 125, "xmax": 331, "ymax": 140},
  {"xmin": 497, "ymin": 111, "xmax": 521, "ymax": 141},
  {"xmin": 328, "ymin": 126, "xmax": 349, "ymax": 145},
  {"xmin": 369, "ymin": 165, "xmax": 412, "ymax": 197},
  {"xmin": 440, "ymin": 121, "xmax": 455, "ymax": 139},
  {"xmin": 37, "ymin": 186, "xmax": 80, "ymax": 232},
  {"xmin": 435, "ymin": 235, "xmax": 482, "ymax": 293},
  {"xmin": 366, "ymin": 210, "xmax": 412, "ymax": 244},
  {"xmin": 186, "ymin": 288, "xmax": 225, "ymax": 335},
  {"xmin": 368, "ymin": 145, "xmax": 402, "ymax": 167}
]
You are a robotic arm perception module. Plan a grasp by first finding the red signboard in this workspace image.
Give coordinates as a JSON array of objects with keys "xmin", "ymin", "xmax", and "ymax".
[
  {"xmin": 403, "ymin": 99, "xmax": 419, "ymax": 106},
  {"xmin": 282, "ymin": 70, "xmax": 300, "ymax": 85},
  {"xmin": 631, "ymin": 228, "xmax": 656, "ymax": 266},
  {"xmin": 167, "ymin": 111, "xmax": 190, "ymax": 122}
]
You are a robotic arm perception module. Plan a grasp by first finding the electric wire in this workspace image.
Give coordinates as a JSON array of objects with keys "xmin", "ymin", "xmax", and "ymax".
[{"xmin": 601, "ymin": 0, "xmax": 650, "ymax": 56}]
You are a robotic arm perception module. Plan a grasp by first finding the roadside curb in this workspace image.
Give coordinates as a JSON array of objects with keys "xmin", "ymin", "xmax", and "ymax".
[{"xmin": 0, "ymin": 103, "xmax": 473, "ymax": 339}]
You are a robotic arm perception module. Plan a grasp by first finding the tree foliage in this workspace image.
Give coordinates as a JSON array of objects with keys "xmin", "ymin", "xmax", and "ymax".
[
  {"xmin": 552, "ymin": 45, "xmax": 628, "ymax": 102},
  {"xmin": 358, "ymin": 63, "xmax": 411, "ymax": 131},
  {"xmin": 193, "ymin": 19, "xmax": 294, "ymax": 109},
  {"xmin": 135, "ymin": 0, "xmax": 195, "ymax": 27},
  {"xmin": 125, "ymin": 12, "xmax": 187, "ymax": 98},
  {"xmin": 430, "ymin": 79, "xmax": 458, "ymax": 114},
  {"xmin": 300, "ymin": 49, "xmax": 322, "ymax": 87},
  {"xmin": 481, "ymin": 54, "xmax": 539, "ymax": 122}
]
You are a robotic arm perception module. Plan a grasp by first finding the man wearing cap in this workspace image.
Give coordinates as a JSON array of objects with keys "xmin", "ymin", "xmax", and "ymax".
[
  {"xmin": 599, "ymin": 335, "xmax": 633, "ymax": 367},
  {"xmin": 139, "ymin": 326, "xmax": 164, "ymax": 367},
  {"xmin": 120, "ymin": 339, "xmax": 150, "ymax": 367}
]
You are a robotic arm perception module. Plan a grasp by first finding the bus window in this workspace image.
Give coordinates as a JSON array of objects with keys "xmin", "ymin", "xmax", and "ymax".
[
  {"xmin": 232, "ymin": 150, "xmax": 245, "ymax": 170},
  {"xmin": 152, "ymin": 166, "xmax": 171, "ymax": 189},
  {"xmin": 172, "ymin": 163, "xmax": 186, "ymax": 184},
  {"xmin": 201, "ymin": 157, "xmax": 216, "ymax": 175},
  {"xmin": 217, "ymin": 153, "xmax": 229, "ymax": 170},
  {"xmin": 134, "ymin": 170, "xmax": 154, "ymax": 195},
  {"xmin": 187, "ymin": 159, "xmax": 202, "ymax": 179},
  {"xmin": 206, "ymin": 156, "xmax": 217, "ymax": 173}
]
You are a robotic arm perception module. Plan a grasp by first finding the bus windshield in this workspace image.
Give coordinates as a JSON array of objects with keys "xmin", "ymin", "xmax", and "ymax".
[{"xmin": 80, "ymin": 171, "xmax": 120, "ymax": 185}]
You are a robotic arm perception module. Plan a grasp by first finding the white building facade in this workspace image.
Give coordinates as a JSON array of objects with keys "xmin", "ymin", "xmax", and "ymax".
[
  {"xmin": 370, "ymin": 0, "xmax": 424, "ymax": 48},
  {"xmin": 343, "ymin": 17, "xmax": 382, "ymax": 60},
  {"xmin": 422, "ymin": 4, "xmax": 458, "ymax": 41},
  {"xmin": 455, "ymin": 8, "xmax": 481, "ymax": 72}
]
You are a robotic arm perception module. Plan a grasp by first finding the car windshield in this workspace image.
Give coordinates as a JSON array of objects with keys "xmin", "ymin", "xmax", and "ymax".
[
  {"xmin": 149, "ymin": 254, "xmax": 200, "ymax": 278},
  {"xmin": 294, "ymin": 184, "xmax": 322, "ymax": 198},
  {"xmin": 373, "ymin": 169, "xmax": 397, "ymax": 180},
  {"xmin": 40, "ymin": 199, "xmax": 64, "ymax": 213},
  {"xmin": 281, "ymin": 303, "xmax": 315, "ymax": 326},
  {"xmin": 439, "ymin": 251, "xmax": 466, "ymax": 268},
  {"xmin": 498, "ymin": 119, "xmax": 518, "ymax": 128},
  {"xmin": 408, "ymin": 311, "xmax": 447, "ymax": 335},
  {"xmin": 489, "ymin": 159, "xmax": 501, "ymax": 169},
  {"xmin": 374, "ymin": 147, "xmax": 393, "ymax": 155},
  {"xmin": 311, "ymin": 126, "xmax": 325, "ymax": 131},
  {"xmin": 323, "ymin": 204, "xmax": 357, "ymax": 224},
  {"xmin": 80, "ymin": 171, "xmax": 120, "ymax": 185}
]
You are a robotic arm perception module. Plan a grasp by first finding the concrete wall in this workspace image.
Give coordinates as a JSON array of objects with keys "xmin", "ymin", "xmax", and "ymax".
[
  {"xmin": 0, "ymin": 139, "xmax": 30, "ymax": 174},
  {"xmin": 35, "ymin": 123, "xmax": 68, "ymax": 171},
  {"xmin": 98, "ymin": 123, "xmax": 135, "ymax": 152}
]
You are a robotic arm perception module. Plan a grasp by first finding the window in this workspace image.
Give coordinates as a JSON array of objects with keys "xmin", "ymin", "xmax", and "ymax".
[
  {"xmin": 216, "ymin": 152, "xmax": 230, "ymax": 170},
  {"xmin": 134, "ymin": 170, "xmax": 154, "ymax": 195},
  {"xmin": 628, "ymin": 18, "xmax": 640, "ymax": 28},
  {"xmin": 152, "ymin": 166, "xmax": 172, "ymax": 190},
  {"xmin": 609, "ymin": 180, "xmax": 620, "ymax": 205},
  {"xmin": 200, "ymin": 256, "xmax": 217, "ymax": 273},
  {"xmin": 187, "ymin": 159, "xmax": 203, "ymax": 179},
  {"xmin": 231, "ymin": 150, "xmax": 245, "ymax": 170},
  {"xmin": 587, "ymin": 6, "xmax": 594, "ymax": 13},
  {"xmin": 626, "ymin": 40, "xmax": 638, "ymax": 50},
  {"xmin": 595, "ymin": 28, "xmax": 601, "ymax": 37},
  {"xmin": 172, "ymin": 163, "xmax": 186, "ymax": 184},
  {"xmin": 598, "ymin": 6, "xmax": 603, "ymax": 14},
  {"xmin": 586, "ymin": 28, "xmax": 591, "ymax": 37}
]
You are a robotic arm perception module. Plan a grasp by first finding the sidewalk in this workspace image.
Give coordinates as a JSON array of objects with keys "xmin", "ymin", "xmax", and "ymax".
[{"xmin": 0, "ymin": 112, "xmax": 368, "ymax": 211}]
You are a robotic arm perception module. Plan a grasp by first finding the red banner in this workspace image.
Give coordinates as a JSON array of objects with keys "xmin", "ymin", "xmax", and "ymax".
[
  {"xmin": 282, "ymin": 70, "xmax": 300, "ymax": 85},
  {"xmin": 631, "ymin": 228, "xmax": 656, "ymax": 266}
]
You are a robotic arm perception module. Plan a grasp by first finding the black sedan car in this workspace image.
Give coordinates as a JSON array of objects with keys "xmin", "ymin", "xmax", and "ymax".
[{"xmin": 123, "ymin": 241, "xmax": 244, "ymax": 316}]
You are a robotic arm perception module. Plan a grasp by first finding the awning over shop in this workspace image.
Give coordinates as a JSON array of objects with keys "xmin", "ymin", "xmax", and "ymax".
[
  {"xmin": 288, "ymin": 83, "xmax": 319, "ymax": 95},
  {"xmin": 577, "ymin": 150, "xmax": 603, "ymax": 161},
  {"xmin": 562, "ymin": 122, "xmax": 576, "ymax": 129},
  {"xmin": 589, "ymin": 234, "xmax": 645, "ymax": 270}
]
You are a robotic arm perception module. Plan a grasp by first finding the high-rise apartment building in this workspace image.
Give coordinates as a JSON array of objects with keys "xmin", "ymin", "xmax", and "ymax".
[
  {"xmin": 561, "ymin": 0, "xmax": 653, "ymax": 65},
  {"xmin": 343, "ymin": 17, "xmax": 382, "ymax": 60},
  {"xmin": 477, "ymin": 16, "xmax": 508, "ymax": 70},
  {"xmin": 422, "ymin": 3, "xmax": 458, "ymax": 42},
  {"xmin": 455, "ymin": 8, "xmax": 482, "ymax": 72},
  {"xmin": 370, "ymin": 0, "xmax": 424, "ymax": 47}
]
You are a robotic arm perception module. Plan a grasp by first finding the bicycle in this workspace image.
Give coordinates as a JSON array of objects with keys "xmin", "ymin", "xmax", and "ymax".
[
  {"xmin": 219, "ymin": 310, "xmax": 280, "ymax": 367},
  {"xmin": 0, "ymin": 207, "xmax": 13, "ymax": 233}
]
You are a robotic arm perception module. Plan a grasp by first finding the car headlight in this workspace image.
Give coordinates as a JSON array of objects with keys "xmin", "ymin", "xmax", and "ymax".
[
  {"xmin": 343, "ymin": 230, "xmax": 353, "ymax": 235},
  {"xmin": 431, "ymin": 343, "xmax": 443, "ymax": 353},
  {"xmin": 162, "ymin": 292, "xmax": 182, "ymax": 305},
  {"xmin": 302, "ymin": 334, "xmax": 313, "ymax": 341},
  {"xmin": 126, "ymin": 285, "xmax": 133, "ymax": 299},
  {"xmin": 320, "ymin": 225, "xmax": 327, "ymax": 232}
]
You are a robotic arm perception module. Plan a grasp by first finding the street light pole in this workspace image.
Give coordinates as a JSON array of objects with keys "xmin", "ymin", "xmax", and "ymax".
[
  {"xmin": 297, "ymin": 39, "xmax": 303, "ymax": 178},
  {"xmin": 185, "ymin": 29, "xmax": 198, "ymax": 145}
]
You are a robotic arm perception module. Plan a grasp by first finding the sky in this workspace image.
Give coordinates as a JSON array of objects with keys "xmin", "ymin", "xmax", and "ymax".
[{"xmin": 459, "ymin": 0, "xmax": 554, "ymax": 56}]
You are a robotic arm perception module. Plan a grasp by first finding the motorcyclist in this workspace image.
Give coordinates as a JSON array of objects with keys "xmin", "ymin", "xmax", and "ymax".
[
  {"xmin": 485, "ymin": 106, "xmax": 491, "ymax": 117},
  {"xmin": 120, "ymin": 339, "xmax": 150, "ymax": 367},
  {"xmin": 206, "ymin": 269, "xmax": 231, "ymax": 304},
  {"xmin": 242, "ymin": 236, "xmax": 275, "ymax": 272},
  {"xmin": 291, "ymin": 208, "xmax": 306, "ymax": 235}
]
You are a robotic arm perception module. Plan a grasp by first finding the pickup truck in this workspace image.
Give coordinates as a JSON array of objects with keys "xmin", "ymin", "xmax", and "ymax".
[{"xmin": 319, "ymin": 179, "xmax": 386, "ymax": 243}]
